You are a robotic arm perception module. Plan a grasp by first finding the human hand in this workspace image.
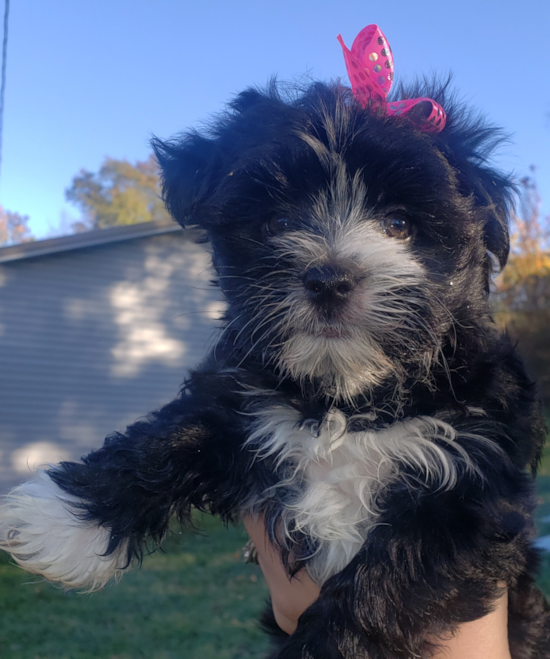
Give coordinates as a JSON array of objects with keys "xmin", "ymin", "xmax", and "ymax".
[
  {"xmin": 243, "ymin": 515, "xmax": 511, "ymax": 658},
  {"xmin": 243, "ymin": 514, "xmax": 320, "ymax": 634}
]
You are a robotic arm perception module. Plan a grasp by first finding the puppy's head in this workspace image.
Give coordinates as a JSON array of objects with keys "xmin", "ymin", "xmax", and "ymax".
[{"xmin": 152, "ymin": 82, "xmax": 513, "ymax": 402}]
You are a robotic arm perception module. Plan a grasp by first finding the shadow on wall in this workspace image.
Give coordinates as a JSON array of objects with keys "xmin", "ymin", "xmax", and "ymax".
[{"xmin": 0, "ymin": 231, "xmax": 225, "ymax": 492}]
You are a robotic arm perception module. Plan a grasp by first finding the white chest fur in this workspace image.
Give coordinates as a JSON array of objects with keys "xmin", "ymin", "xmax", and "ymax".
[{"xmin": 246, "ymin": 406, "xmax": 479, "ymax": 584}]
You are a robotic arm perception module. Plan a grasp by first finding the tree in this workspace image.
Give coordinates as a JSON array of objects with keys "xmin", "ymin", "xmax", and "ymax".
[
  {"xmin": 0, "ymin": 206, "xmax": 33, "ymax": 246},
  {"xmin": 495, "ymin": 168, "xmax": 550, "ymax": 406},
  {"xmin": 65, "ymin": 155, "xmax": 171, "ymax": 230},
  {"xmin": 498, "ymin": 168, "xmax": 550, "ymax": 312}
]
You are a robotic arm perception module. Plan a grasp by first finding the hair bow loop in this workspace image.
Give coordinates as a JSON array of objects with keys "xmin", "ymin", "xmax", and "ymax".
[{"xmin": 337, "ymin": 25, "xmax": 446, "ymax": 133}]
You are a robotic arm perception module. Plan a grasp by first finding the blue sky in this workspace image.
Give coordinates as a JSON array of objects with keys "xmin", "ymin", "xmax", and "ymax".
[{"xmin": 1, "ymin": 0, "xmax": 549, "ymax": 239}]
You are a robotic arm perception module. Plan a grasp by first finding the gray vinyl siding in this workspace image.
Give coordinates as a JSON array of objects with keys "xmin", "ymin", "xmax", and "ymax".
[{"xmin": 0, "ymin": 227, "xmax": 224, "ymax": 492}]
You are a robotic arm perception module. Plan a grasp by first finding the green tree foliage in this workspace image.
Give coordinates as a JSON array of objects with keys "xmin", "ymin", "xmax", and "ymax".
[
  {"xmin": 65, "ymin": 155, "xmax": 171, "ymax": 229},
  {"xmin": 495, "ymin": 169, "xmax": 550, "ymax": 406},
  {"xmin": 0, "ymin": 206, "xmax": 33, "ymax": 246}
]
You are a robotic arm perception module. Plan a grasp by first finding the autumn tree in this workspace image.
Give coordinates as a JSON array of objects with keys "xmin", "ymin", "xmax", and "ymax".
[
  {"xmin": 0, "ymin": 206, "xmax": 33, "ymax": 246},
  {"xmin": 65, "ymin": 155, "xmax": 171, "ymax": 229},
  {"xmin": 495, "ymin": 168, "xmax": 550, "ymax": 406}
]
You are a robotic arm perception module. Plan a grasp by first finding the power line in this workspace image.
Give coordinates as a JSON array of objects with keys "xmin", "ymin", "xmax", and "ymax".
[{"xmin": 0, "ymin": 0, "xmax": 10, "ymax": 198}]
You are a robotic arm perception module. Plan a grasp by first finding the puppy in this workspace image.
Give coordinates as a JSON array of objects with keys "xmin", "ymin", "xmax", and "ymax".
[{"xmin": 1, "ymin": 26, "xmax": 550, "ymax": 658}]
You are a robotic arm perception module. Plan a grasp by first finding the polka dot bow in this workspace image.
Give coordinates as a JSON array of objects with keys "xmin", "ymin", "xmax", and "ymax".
[{"xmin": 337, "ymin": 25, "xmax": 446, "ymax": 133}]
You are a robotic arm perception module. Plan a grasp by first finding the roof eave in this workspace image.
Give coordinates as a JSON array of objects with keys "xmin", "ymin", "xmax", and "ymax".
[{"xmin": 0, "ymin": 220, "xmax": 185, "ymax": 264}]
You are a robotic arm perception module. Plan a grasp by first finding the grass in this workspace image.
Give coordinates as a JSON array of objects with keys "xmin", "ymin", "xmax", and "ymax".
[
  {"xmin": 535, "ymin": 441, "xmax": 550, "ymax": 596},
  {"xmin": 0, "ymin": 514, "xmax": 271, "ymax": 659},
  {"xmin": 1, "ymin": 445, "xmax": 549, "ymax": 659}
]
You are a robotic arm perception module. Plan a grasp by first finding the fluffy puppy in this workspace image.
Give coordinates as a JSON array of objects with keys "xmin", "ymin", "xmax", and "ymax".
[{"xmin": 1, "ymin": 80, "xmax": 550, "ymax": 658}]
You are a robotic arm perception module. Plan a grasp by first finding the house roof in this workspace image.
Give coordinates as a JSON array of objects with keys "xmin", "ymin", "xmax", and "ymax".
[{"xmin": 0, "ymin": 219, "xmax": 184, "ymax": 264}]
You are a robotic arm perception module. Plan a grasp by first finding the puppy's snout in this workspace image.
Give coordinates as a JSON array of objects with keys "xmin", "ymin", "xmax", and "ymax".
[{"xmin": 303, "ymin": 265, "xmax": 355, "ymax": 313}]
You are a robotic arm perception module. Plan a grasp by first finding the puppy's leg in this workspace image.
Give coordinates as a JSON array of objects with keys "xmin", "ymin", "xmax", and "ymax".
[
  {"xmin": 0, "ymin": 378, "xmax": 247, "ymax": 591},
  {"xmin": 275, "ymin": 458, "xmax": 542, "ymax": 658}
]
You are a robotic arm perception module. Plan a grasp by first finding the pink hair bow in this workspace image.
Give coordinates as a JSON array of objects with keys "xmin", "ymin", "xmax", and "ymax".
[{"xmin": 337, "ymin": 25, "xmax": 446, "ymax": 133}]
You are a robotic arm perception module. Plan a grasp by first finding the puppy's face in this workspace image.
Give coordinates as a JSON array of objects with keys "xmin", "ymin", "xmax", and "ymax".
[{"xmin": 154, "ymin": 84, "xmax": 511, "ymax": 402}]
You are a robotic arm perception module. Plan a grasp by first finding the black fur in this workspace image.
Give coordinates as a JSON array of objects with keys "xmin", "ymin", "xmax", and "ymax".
[{"xmin": 41, "ymin": 81, "xmax": 550, "ymax": 655}]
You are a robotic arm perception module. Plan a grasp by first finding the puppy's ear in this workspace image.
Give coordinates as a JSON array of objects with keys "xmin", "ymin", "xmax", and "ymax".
[
  {"xmin": 152, "ymin": 87, "xmax": 291, "ymax": 229},
  {"xmin": 438, "ymin": 109, "xmax": 514, "ymax": 270},
  {"xmin": 461, "ymin": 163, "xmax": 512, "ymax": 269},
  {"xmin": 479, "ymin": 176, "xmax": 511, "ymax": 271},
  {"xmin": 151, "ymin": 132, "xmax": 221, "ymax": 228}
]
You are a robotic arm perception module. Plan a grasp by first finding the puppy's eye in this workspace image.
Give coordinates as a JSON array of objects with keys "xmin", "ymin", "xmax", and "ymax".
[
  {"xmin": 381, "ymin": 216, "xmax": 412, "ymax": 240},
  {"xmin": 264, "ymin": 217, "xmax": 293, "ymax": 237}
]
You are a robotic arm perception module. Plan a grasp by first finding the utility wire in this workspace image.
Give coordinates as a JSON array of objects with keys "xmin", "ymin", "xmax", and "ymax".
[{"xmin": 0, "ymin": 0, "xmax": 10, "ymax": 198}]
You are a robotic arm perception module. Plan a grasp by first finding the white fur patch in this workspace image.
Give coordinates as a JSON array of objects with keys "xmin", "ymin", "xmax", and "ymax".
[
  {"xmin": 247, "ymin": 406, "xmax": 486, "ymax": 584},
  {"xmin": 0, "ymin": 471, "xmax": 128, "ymax": 591}
]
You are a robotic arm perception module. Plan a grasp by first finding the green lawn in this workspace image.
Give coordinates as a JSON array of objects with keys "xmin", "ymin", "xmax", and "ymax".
[
  {"xmin": 1, "ymin": 447, "xmax": 549, "ymax": 659},
  {"xmin": 535, "ymin": 441, "xmax": 550, "ymax": 596},
  {"xmin": 0, "ymin": 514, "xmax": 271, "ymax": 659}
]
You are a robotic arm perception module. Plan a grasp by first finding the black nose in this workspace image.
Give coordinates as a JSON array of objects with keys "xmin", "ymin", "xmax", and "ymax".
[{"xmin": 303, "ymin": 265, "xmax": 355, "ymax": 313}]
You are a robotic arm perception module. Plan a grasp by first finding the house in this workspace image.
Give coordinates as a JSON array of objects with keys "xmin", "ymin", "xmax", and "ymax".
[{"xmin": 0, "ymin": 220, "xmax": 224, "ymax": 493}]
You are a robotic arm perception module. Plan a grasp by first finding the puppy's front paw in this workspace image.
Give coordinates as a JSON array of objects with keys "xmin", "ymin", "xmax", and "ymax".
[{"xmin": 0, "ymin": 471, "xmax": 129, "ymax": 591}]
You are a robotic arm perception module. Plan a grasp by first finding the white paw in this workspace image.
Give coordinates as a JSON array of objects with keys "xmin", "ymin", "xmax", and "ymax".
[{"xmin": 0, "ymin": 471, "xmax": 129, "ymax": 591}]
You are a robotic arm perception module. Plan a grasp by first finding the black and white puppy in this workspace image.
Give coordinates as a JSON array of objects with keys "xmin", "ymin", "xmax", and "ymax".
[{"xmin": 1, "ymin": 80, "xmax": 549, "ymax": 657}]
